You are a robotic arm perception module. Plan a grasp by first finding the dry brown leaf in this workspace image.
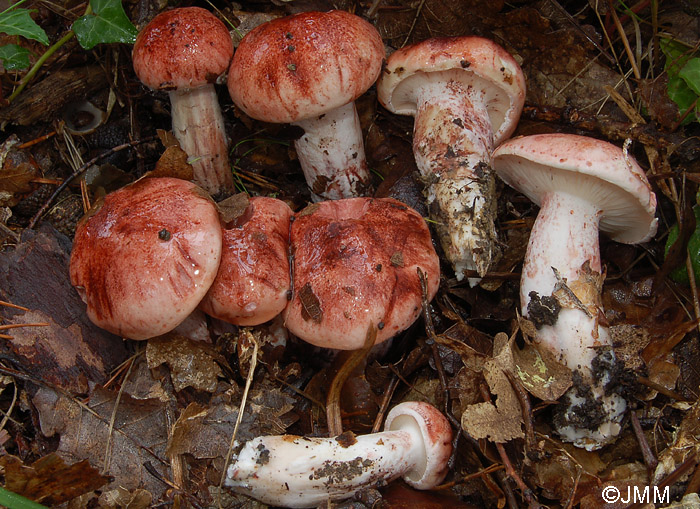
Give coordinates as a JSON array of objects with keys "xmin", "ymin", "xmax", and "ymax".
[
  {"xmin": 0, "ymin": 135, "xmax": 41, "ymax": 207},
  {"xmin": 146, "ymin": 333, "xmax": 223, "ymax": 392},
  {"xmin": 217, "ymin": 192, "xmax": 250, "ymax": 224},
  {"xmin": 146, "ymin": 145, "xmax": 194, "ymax": 181},
  {"xmin": 32, "ymin": 385, "xmax": 169, "ymax": 499},
  {"xmin": 98, "ymin": 487, "xmax": 153, "ymax": 509},
  {"xmin": 512, "ymin": 341, "xmax": 573, "ymax": 402},
  {"xmin": 0, "ymin": 453, "xmax": 110, "ymax": 506},
  {"xmin": 654, "ymin": 399, "xmax": 700, "ymax": 484},
  {"xmin": 461, "ymin": 336, "xmax": 524, "ymax": 443}
]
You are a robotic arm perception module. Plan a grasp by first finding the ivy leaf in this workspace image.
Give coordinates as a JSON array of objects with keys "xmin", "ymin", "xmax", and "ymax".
[
  {"xmin": 71, "ymin": 0, "xmax": 138, "ymax": 50},
  {"xmin": 679, "ymin": 58, "xmax": 700, "ymax": 96},
  {"xmin": 0, "ymin": 8, "xmax": 49, "ymax": 45},
  {"xmin": 0, "ymin": 44, "xmax": 31, "ymax": 70},
  {"xmin": 667, "ymin": 74, "xmax": 699, "ymax": 124}
]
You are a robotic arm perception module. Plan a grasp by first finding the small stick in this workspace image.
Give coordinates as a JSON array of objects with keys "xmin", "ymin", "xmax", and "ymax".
[
  {"xmin": 0, "ymin": 301, "xmax": 28, "ymax": 311},
  {"xmin": 630, "ymin": 411, "xmax": 658, "ymax": 475},
  {"xmin": 0, "ymin": 323, "xmax": 49, "ymax": 331},
  {"xmin": 28, "ymin": 136, "xmax": 157, "ymax": 229}
]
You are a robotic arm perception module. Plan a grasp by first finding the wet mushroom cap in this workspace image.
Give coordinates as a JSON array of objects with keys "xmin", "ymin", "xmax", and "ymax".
[
  {"xmin": 199, "ymin": 196, "xmax": 293, "ymax": 326},
  {"xmin": 132, "ymin": 7, "xmax": 234, "ymax": 90},
  {"xmin": 69, "ymin": 177, "xmax": 223, "ymax": 340},
  {"xmin": 228, "ymin": 10, "xmax": 384, "ymax": 124},
  {"xmin": 377, "ymin": 36, "xmax": 526, "ymax": 145},
  {"xmin": 492, "ymin": 133, "xmax": 658, "ymax": 244},
  {"xmin": 284, "ymin": 197, "xmax": 440, "ymax": 350}
]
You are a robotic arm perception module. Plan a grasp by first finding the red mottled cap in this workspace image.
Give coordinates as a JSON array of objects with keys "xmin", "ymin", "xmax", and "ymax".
[
  {"xmin": 384, "ymin": 401, "xmax": 453, "ymax": 489},
  {"xmin": 377, "ymin": 36, "xmax": 525, "ymax": 145},
  {"xmin": 228, "ymin": 10, "xmax": 384, "ymax": 123},
  {"xmin": 283, "ymin": 197, "xmax": 439, "ymax": 350},
  {"xmin": 70, "ymin": 177, "xmax": 223, "ymax": 340},
  {"xmin": 132, "ymin": 7, "xmax": 234, "ymax": 90},
  {"xmin": 200, "ymin": 197, "xmax": 293, "ymax": 325}
]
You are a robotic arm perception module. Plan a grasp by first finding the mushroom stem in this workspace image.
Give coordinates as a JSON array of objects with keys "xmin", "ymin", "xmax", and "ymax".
[
  {"xmin": 170, "ymin": 85, "xmax": 233, "ymax": 197},
  {"xmin": 522, "ymin": 190, "xmax": 626, "ymax": 449},
  {"xmin": 294, "ymin": 101, "xmax": 372, "ymax": 200},
  {"xmin": 412, "ymin": 74, "xmax": 499, "ymax": 282},
  {"xmin": 225, "ymin": 401, "xmax": 452, "ymax": 508},
  {"xmin": 226, "ymin": 430, "xmax": 420, "ymax": 508}
]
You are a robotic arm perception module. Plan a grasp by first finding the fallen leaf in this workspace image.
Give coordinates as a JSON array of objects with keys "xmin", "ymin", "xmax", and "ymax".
[
  {"xmin": 32, "ymin": 384, "xmax": 169, "ymax": 499},
  {"xmin": 0, "ymin": 134, "xmax": 41, "ymax": 207},
  {"xmin": 146, "ymin": 333, "xmax": 224, "ymax": 392},
  {"xmin": 0, "ymin": 453, "xmax": 110, "ymax": 506}
]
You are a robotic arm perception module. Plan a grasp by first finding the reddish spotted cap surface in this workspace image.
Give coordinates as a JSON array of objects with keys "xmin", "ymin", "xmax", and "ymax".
[
  {"xmin": 132, "ymin": 7, "xmax": 234, "ymax": 90},
  {"xmin": 200, "ymin": 197, "xmax": 293, "ymax": 326},
  {"xmin": 284, "ymin": 197, "xmax": 439, "ymax": 350},
  {"xmin": 228, "ymin": 10, "xmax": 384, "ymax": 123},
  {"xmin": 70, "ymin": 177, "xmax": 222, "ymax": 340}
]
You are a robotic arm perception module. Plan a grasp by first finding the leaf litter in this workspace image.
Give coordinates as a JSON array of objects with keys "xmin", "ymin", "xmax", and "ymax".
[{"xmin": 0, "ymin": 0, "xmax": 700, "ymax": 508}]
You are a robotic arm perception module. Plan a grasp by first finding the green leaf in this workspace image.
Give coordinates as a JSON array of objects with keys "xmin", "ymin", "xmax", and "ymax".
[
  {"xmin": 0, "ymin": 8, "xmax": 49, "ymax": 45},
  {"xmin": 71, "ymin": 0, "xmax": 137, "ymax": 50},
  {"xmin": 667, "ymin": 73, "xmax": 699, "ymax": 124},
  {"xmin": 0, "ymin": 43, "xmax": 31, "ymax": 70},
  {"xmin": 679, "ymin": 57, "xmax": 700, "ymax": 96}
]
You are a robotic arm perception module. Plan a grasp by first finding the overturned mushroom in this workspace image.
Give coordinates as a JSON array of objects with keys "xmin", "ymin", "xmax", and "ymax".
[
  {"xmin": 132, "ymin": 7, "xmax": 234, "ymax": 197},
  {"xmin": 227, "ymin": 10, "xmax": 384, "ymax": 200},
  {"xmin": 199, "ymin": 196, "xmax": 293, "ymax": 325},
  {"xmin": 492, "ymin": 134, "xmax": 657, "ymax": 449},
  {"xmin": 225, "ymin": 401, "xmax": 452, "ymax": 507},
  {"xmin": 284, "ymin": 197, "xmax": 440, "ymax": 350},
  {"xmin": 70, "ymin": 177, "xmax": 223, "ymax": 340},
  {"xmin": 377, "ymin": 36, "xmax": 525, "ymax": 282}
]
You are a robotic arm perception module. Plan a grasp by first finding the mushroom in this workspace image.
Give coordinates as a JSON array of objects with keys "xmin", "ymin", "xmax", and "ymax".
[
  {"xmin": 70, "ymin": 177, "xmax": 223, "ymax": 340},
  {"xmin": 492, "ymin": 133, "xmax": 657, "ymax": 449},
  {"xmin": 376, "ymin": 37, "xmax": 526, "ymax": 282},
  {"xmin": 199, "ymin": 196, "xmax": 293, "ymax": 325},
  {"xmin": 225, "ymin": 401, "xmax": 453, "ymax": 508},
  {"xmin": 284, "ymin": 197, "xmax": 440, "ymax": 350},
  {"xmin": 132, "ymin": 7, "xmax": 234, "ymax": 197},
  {"xmin": 227, "ymin": 10, "xmax": 385, "ymax": 200}
]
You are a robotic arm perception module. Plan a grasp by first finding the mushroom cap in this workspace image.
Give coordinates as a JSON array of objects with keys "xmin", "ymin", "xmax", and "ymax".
[
  {"xmin": 69, "ymin": 177, "xmax": 223, "ymax": 340},
  {"xmin": 377, "ymin": 36, "xmax": 525, "ymax": 145},
  {"xmin": 228, "ymin": 10, "xmax": 385, "ymax": 124},
  {"xmin": 384, "ymin": 401, "xmax": 453, "ymax": 490},
  {"xmin": 199, "ymin": 196, "xmax": 293, "ymax": 326},
  {"xmin": 132, "ymin": 7, "xmax": 234, "ymax": 90},
  {"xmin": 492, "ymin": 133, "xmax": 658, "ymax": 244},
  {"xmin": 284, "ymin": 197, "xmax": 439, "ymax": 350}
]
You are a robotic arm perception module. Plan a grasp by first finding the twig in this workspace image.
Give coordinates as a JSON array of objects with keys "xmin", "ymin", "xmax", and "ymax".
[
  {"xmin": 326, "ymin": 324, "xmax": 376, "ymax": 437},
  {"xmin": 607, "ymin": 0, "xmax": 641, "ymax": 79},
  {"xmin": 630, "ymin": 411, "xmax": 658, "ymax": 476},
  {"xmin": 218, "ymin": 330, "xmax": 259, "ymax": 509},
  {"xmin": 27, "ymin": 135, "xmax": 157, "ymax": 229},
  {"xmin": 102, "ymin": 356, "xmax": 134, "ymax": 475},
  {"xmin": 401, "ymin": 0, "xmax": 426, "ymax": 48},
  {"xmin": 0, "ymin": 301, "xmax": 29, "ymax": 312}
]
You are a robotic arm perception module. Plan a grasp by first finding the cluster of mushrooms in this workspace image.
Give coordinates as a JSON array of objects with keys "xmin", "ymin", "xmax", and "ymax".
[{"xmin": 68, "ymin": 6, "xmax": 660, "ymax": 508}]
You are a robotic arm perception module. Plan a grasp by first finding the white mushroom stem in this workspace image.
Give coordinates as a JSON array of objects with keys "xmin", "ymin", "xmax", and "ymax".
[
  {"xmin": 293, "ymin": 101, "xmax": 372, "ymax": 201},
  {"xmin": 522, "ymin": 190, "xmax": 626, "ymax": 450},
  {"xmin": 170, "ymin": 84, "xmax": 233, "ymax": 197},
  {"xmin": 412, "ymin": 75, "xmax": 499, "ymax": 282},
  {"xmin": 225, "ymin": 401, "xmax": 451, "ymax": 508}
]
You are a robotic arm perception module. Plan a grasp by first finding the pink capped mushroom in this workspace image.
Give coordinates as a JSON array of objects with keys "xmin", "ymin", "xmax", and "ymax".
[
  {"xmin": 283, "ymin": 197, "xmax": 440, "ymax": 350},
  {"xmin": 377, "ymin": 36, "xmax": 526, "ymax": 283},
  {"xmin": 225, "ymin": 400, "xmax": 453, "ymax": 507},
  {"xmin": 199, "ymin": 196, "xmax": 293, "ymax": 325},
  {"xmin": 132, "ymin": 7, "xmax": 234, "ymax": 197},
  {"xmin": 492, "ymin": 133, "xmax": 657, "ymax": 449},
  {"xmin": 70, "ymin": 177, "xmax": 223, "ymax": 340},
  {"xmin": 227, "ymin": 10, "xmax": 385, "ymax": 200}
]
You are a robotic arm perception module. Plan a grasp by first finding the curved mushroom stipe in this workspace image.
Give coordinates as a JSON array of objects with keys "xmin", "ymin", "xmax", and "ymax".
[{"xmin": 225, "ymin": 401, "xmax": 452, "ymax": 508}]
